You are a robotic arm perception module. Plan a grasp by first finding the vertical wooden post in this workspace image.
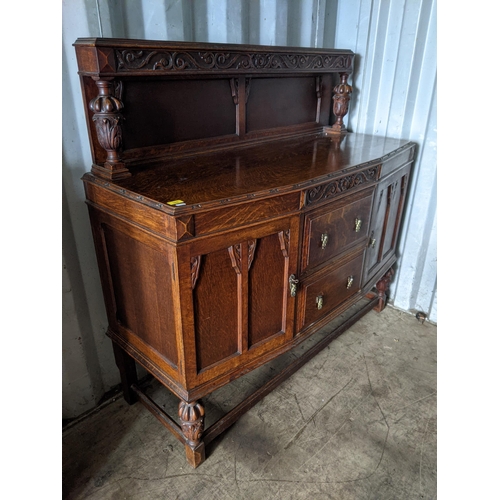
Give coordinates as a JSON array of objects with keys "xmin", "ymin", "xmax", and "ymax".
[{"xmin": 112, "ymin": 343, "xmax": 138, "ymax": 405}]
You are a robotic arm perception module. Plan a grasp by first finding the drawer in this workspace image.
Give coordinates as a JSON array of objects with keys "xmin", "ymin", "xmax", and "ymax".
[
  {"xmin": 297, "ymin": 251, "xmax": 364, "ymax": 332},
  {"xmin": 301, "ymin": 190, "xmax": 373, "ymax": 272},
  {"xmin": 194, "ymin": 192, "xmax": 300, "ymax": 236}
]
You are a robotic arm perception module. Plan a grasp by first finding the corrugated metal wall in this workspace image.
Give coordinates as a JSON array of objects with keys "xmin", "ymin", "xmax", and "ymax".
[
  {"xmin": 62, "ymin": 0, "xmax": 437, "ymax": 418},
  {"xmin": 335, "ymin": 0, "xmax": 437, "ymax": 321}
]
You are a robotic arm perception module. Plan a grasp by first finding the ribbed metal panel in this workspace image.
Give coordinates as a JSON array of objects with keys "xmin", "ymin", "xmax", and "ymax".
[
  {"xmin": 62, "ymin": 0, "xmax": 437, "ymax": 417},
  {"xmin": 336, "ymin": 0, "xmax": 437, "ymax": 322}
]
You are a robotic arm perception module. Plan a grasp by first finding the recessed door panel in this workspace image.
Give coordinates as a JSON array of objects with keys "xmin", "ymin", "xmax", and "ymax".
[
  {"xmin": 193, "ymin": 249, "xmax": 239, "ymax": 371},
  {"xmin": 248, "ymin": 233, "xmax": 288, "ymax": 348}
]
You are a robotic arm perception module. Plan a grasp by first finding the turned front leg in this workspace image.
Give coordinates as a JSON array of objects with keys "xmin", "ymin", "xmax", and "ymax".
[
  {"xmin": 373, "ymin": 268, "xmax": 395, "ymax": 313},
  {"xmin": 179, "ymin": 400, "xmax": 206, "ymax": 468}
]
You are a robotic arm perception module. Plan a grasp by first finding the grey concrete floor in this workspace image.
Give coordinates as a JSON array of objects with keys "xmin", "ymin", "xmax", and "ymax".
[{"xmin": 63, "ymin": 306, "xmax": 437, "ymax": 500}]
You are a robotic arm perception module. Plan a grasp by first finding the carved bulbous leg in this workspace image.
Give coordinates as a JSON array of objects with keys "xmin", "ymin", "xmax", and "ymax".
[
  {"xmin": 373, "ymin": 268, "xmax": 395, "ymax": 313},
  {"xmin": 179, "ymin": 400, "xmax": 206, "ymax": 468}
]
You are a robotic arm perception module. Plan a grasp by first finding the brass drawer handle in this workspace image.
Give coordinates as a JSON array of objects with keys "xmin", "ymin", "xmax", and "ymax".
[
  {"xmin": 369, "ymin": 237, "xmax": 376, "ymax": 248},
  {"xmin": 316, "ymin": 295, "xmax": 324, "ymax": 310},
  {"xmin": 346, "ymin": 275, "xmax": 354, "ymax": 289},
  {"xmin": 354, "ymin": 218, "xmax": 362, "ymax": 232},
  {"xmin": 321, "ymin": 233, "xmax": 329, "ymax": 249},
  {"xmin": 289, "ymin": 274, "xmax": 299, "ymax": 297}
]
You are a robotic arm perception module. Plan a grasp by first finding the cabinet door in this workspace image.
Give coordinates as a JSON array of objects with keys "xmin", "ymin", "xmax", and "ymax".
[
  {"xmin": 363, "ymin": 162, "xmax": 412, "ymax": 286},
  {"xmin": 183, "ymin": 216, "xmax": 299, "ymax": 388}
]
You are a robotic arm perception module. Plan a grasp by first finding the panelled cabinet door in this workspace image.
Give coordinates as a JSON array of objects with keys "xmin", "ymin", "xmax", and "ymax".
[
  {"xmin": 363, "ymin": 162, "xmax": 412, "ymax": 286},
  {"xmin": 183, "ymin": 216, "xmax": 300, "ymax": 388}
]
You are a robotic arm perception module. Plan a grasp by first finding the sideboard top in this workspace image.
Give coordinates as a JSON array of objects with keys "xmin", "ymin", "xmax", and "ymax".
[{"xmin": 83, "ymin": 133, "xmax": 415, "ymax": 215}]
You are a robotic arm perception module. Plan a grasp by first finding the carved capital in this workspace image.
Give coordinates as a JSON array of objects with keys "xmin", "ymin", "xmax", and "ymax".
[
  {"xmin": 247, "ymin": 239, "xmax": 257, "ymax": 270},
  {"xmin": 178, "ymin": 400, "xmax": 205, "ymax": 447},
  {"xmin": 279, "ymin": 230, "xmax": 290, "ymax": 258},
  {"xmin": 228, "ymin": 243, "xmax": 243, "ymax": 274},
  {"xmin": 191, "ymin": 256, "xmax": 201, "ymax": 289}
]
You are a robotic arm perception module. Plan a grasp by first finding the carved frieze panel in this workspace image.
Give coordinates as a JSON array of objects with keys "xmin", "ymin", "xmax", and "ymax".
[
  {"xmin": 115, "ymin": 49, "xmax": 353, "ymax": 73},
  {"xmin": 304, "ymin": 166, "xmax": 380, "ymax": 206}
]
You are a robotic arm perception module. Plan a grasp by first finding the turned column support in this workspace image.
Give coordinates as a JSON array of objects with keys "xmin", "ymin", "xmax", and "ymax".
[
  {"xmin": 178, "ymin": 400, "xmax": 206, "ymax": 468},
  {"xmin": 373, "ymin": 268, "xmax": 395, "ymax": 313},
  {"xmin": 89, "ymin": 78, "xmax": 130, "ymax": 180},
  {"xmin": 328, "ymin": 72, "xmax": 353, "ymax": 135}
]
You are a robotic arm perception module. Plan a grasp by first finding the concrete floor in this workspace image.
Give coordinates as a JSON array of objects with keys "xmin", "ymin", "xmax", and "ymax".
[{"xmin": 63, "ymin": 305, "xmax": 437, "ymax": 500}]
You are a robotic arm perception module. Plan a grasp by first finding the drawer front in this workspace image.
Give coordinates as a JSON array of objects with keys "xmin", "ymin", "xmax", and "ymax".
[
  {"xmin": 194, "ymin": 192, "xmax": 300, "ymax": 237},
  {"xmin": 297, "ymin": 252, "xmax": 364, "ymax": 331},
  {"xmin": 302, "ymin": 190, "xmax": 373, "ymax": 272}
]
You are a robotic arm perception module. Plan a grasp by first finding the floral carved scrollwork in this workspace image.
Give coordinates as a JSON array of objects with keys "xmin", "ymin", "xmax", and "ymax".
[
  {"xmin": 305, "ymin": 167, "xmax": 379, "ymax": 206},
  {"xmin": 115, "ymin": 49, "xmax": 352, "ymax": 73},
  {"xmin": 178, "ymin": 400, "xmax": 205, "ymax": 447}
]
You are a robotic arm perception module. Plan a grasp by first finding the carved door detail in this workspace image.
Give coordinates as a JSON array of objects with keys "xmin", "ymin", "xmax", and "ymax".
[
  {"xmin": 188, "ymin": 219, "xmax": 299, "ymax": 378},
  {"xmin": 363, "ymin": 163, "xmax": 412, "ymax": 286}
]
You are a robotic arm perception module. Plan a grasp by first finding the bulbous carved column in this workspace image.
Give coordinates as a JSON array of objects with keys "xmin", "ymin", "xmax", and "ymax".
[
  {"xmin": 89, "ymin": 78, "xmax": 130, "ymax": 180},
  {"xmin": 179, "ymin": 400, "xmax": 206, "ymax": 467},
  {"xmin": 329, "ymin": 72, "xmax": 353, "ymax": 134}
]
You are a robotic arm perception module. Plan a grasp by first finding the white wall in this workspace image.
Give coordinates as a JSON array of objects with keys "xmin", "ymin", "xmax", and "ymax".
[{"xmin": 62, "ymin": 0, "xmax": 437, "ymax": 418}]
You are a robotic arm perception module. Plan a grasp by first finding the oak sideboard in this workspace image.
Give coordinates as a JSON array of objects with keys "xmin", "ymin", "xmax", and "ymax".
[{"xmin": 74, "ymin": 37, "xmax": 415, "ymax": 468}]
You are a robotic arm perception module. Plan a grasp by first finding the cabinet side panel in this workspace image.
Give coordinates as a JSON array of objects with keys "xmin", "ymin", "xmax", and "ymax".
[
  {"xmin": 248, "ymin": 233, "xmax": 286, "ymax": 347},
  {"xmin": 193, "ymin": 250, "xmax": 239, "ymax": 371},
  {"xmin": 102, "ymin": 224, "xmax": 178, "ymax": 366}
]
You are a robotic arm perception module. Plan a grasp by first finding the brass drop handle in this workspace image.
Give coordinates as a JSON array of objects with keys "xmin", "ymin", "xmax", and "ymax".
[
  {"xmin": 346, "ymin": 275, "xmax": 354, "ymax": 289},
  {"xmin": 369, "ymin": 237, "xmax": 376, "ymax": 248},
  {"xmin": 354, "ymin": 218, "xmax": 362, "ymax": 232},
  {"xmin": 321, "ymin": 233, "xmax": 329, "ymax": 249},
  {"xmin": 289, "ymin": 274, "xmax": 299, "ymax": 297},
  {"xmin": 316, "ymin": 295, "xmax": 324, "ymax": 310}
]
